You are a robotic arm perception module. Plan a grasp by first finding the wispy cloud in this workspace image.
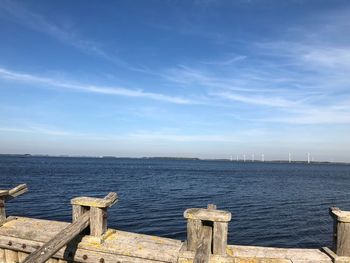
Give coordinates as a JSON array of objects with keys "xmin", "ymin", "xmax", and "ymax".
[
  {"xmin": 161, "ymin": 42, "xmax": 350, "ymax": 124},
  {"xmin": 0, "ymin": 67, "xmax": 193, "ymax": 104},
  {"xmin": 201, "ymin": 55, "xmax": 247, "ymax": 66},
  {"xmin": 0, "ymin": 0, "xmax": 108, "ymax": 59},
  {"xmin": 211, "ymin": 92, "xmax": 299, "ymax": 108}
]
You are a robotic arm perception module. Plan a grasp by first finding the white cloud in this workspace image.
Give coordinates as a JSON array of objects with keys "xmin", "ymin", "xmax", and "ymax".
[
  {"xmin": 0, "ymin": 67, "xmax": 193, "ymax": 104},
  {"xmin": 211, "ymin": 92, "xmax": 299, "ymax": 108},
  {"xmin": 201, "ymin": 55, "xmax": 247, "ymax": 66}
]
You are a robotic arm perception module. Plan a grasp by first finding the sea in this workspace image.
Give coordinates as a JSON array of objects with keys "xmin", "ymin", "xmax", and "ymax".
[{"xmin": 1, "ymin": 155, "xmax": 350, "ymax": 249}]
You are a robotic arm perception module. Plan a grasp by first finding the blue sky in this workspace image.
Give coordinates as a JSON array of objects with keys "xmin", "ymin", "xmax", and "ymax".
[{"xmin": 0, "ymin": 0, "xmax": 350, "ymax": 161}]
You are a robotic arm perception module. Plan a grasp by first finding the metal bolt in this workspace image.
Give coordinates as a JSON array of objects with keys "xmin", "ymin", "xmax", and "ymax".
[
  {"xmin": 22, "ymin": 244, "xmax": 26, "ymax": 249},
  {"xmin": 8, "ymin": 241, "xmax": 12, "ymax": 246},
  {"xmin": 83, "ymin": 255, "xmax": 88, "ymax": 260},
  {"xmin": 99, "ymin": 258, "xmax": 105, "ymax": 263}
]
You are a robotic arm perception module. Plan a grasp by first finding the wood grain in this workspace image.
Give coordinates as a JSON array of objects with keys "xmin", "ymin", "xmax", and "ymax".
[
  {"xmin": 22, "ymin": 212, "xmax": 90, "ymax": 263},
  {"xmin": 193, "ymin": 225, "xmax": 212, "ymax": 263},
  {"xmin": 213, "ymin": 222, "xmax": 228, "ymax": 255}
]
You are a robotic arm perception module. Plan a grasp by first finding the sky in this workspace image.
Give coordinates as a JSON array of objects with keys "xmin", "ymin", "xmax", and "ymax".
[{"xmin": 0, "ymin": 0, "xmax": 350, "ymax": 161}]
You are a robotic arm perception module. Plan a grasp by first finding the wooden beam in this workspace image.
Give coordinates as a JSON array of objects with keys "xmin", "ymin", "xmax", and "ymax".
[
  {"xmin": 194, "ymin": 225, "xmax": 212, "ymax": 263},
  {"xmin": 0, "ymin": 235, "xmax": 166, "ymax": 263},
  {"xmin": 0, "ymin": 184, "xmax": 28, "ymax": 225},
  {"xmin": 184, "ymin": 208, "xmax": 231, "ymax": 222},
  {"xmin": 70, "ymin": 192, "xmax": 117, "ymax": 208},
  {"xmin": 5, "ymin": 184, "xmax": 28, "ymax": 202},
  {"xmin": 23, "ymin": 211, "xmax": 90, "ymax": 263}
]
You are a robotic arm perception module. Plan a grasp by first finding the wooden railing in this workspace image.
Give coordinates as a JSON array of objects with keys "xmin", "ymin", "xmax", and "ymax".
[
  {"xmin": 1, "ymin": 183, "xmax": 350, "ymax": 262},
  {"xmin": 0, "ymin": 184, "xmax": 28, "ymax": 224},
  {"xmin": 23, "ymin": 193, "xmax": 117, "ymax": 263}
]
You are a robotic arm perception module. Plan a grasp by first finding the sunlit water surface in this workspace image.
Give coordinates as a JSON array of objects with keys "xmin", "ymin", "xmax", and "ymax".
[{"xmin": 1, "ymin": 156, "xmax": 350, "ymax": 248}]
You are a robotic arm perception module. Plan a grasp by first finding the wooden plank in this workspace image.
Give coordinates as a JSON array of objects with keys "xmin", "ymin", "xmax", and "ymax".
[
  {"xmin": 194, "ymin": 225, "xmax": 212, "ymax": 263},
  {"xmin": 22, "ymin": 212, "xmax": 90, "ymax": 263},
  {"xmin": 187, "ymin": 219, "xmax": 202, "ymax": 252},
  {"xmin": 184, "ymin": 208, "xmax": 231, "ymax": 222},
  {"xmin": 0, "ymin": 191, "xmax": 9, "ymax": 198},
  {"xmin": 0, "ymin": 217, "xmax": 16, "ymax": 228},
  {"xmin": 0, "ymin": 217, "xmax": 183, "ymax": 263},
  {"xmin": 70, "ymin": 192, "xmax": 117, "ymax": 208},
  {"xmin": 17, "ymin": 252, "xmax": 28, "ymax": 262},
  {"xmin": 0, "ymin": 236, "xmax": 167, "ymax": 263},
  {"xmin": 90, "ymin": 207, "xmax": 107, "ymax": 237},
  {"xmin": 80, "ymin": 229, "xmax": 183, "ymax": 262},
  {"xmin": 0, "ymin": 248, "xmax": 5, "ymax": 262},
  {"xmin": 213, "ymin": 222, "xmax": 228, "ymax": 255},
  {"xmin": 227, "ymin": 245, "xmax": 332, "ymax": 262},
  {"xmin": 4, "ymin": 249, "xmax": 18, "ymax": 263},
  {"xmin": 0, "ymin": 217, "xmax": 70, "ymax": 242},
  {"xmin": 5, "ymin": 185, "xmax": 28, "ymax": 202}
]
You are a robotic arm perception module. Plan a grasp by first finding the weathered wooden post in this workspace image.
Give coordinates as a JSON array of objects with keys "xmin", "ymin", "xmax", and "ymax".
[
  {"xmin": 0, "ymin": 184, "xmax": 28, "ymax": 225},
  {"xmin": 22, "ymin": 192, "xmax": 117, "ymax": 263},
  {"xmin": 330, "ymin": 207, "xmax": 350, "ymax": 257},
  {"xmin": 71, "ymin": 192, "xmax": 118, "ymax": 238},
  {"xmin": 184, "ymin": 204, "xmax": 231, "ymax": 259}
]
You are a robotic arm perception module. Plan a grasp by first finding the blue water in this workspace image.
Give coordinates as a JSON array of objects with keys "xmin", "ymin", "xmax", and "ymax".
[{"xmin": 1, "ymin": 156, "xmax": 350, "ymax": 248}]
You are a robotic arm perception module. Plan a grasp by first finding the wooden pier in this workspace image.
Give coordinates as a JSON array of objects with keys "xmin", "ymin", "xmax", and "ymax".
[{"xmin": 0, "ymin": 184, "xmax": 349, "ymax": 263}]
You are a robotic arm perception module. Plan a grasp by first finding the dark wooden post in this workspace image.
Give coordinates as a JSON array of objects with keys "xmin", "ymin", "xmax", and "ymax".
[
  {"xmin": 71, "ymin": 192, "xmax": 118, "ymax": 237},
  {"xmin": 0, "ymin": 193, "xmax": 6, "ymax": 224},
  {"xmin": 184, "ymin": 204, "xmax": 231, "ymax": 256},
  {"xmin": 330, "ymin": 207, "xmax": 350, "ymax": 257}
]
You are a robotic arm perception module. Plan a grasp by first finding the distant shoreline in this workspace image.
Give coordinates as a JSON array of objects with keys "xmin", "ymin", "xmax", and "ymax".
[{"xmin": 0, "ymin": 153, "xmax": 349, "ymax": 165}]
